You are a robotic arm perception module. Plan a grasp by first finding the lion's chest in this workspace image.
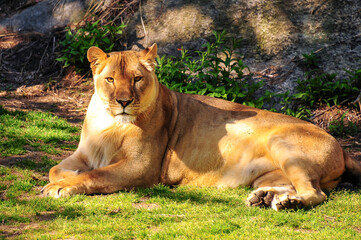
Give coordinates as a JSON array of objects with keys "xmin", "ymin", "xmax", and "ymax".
[
  {"xmin": 85, "ymin": 134, "xmax": 120, "ymax": 169},
  {"xmin": 83, "ymin": 124, "xmax": 141, "ymax": 169}
]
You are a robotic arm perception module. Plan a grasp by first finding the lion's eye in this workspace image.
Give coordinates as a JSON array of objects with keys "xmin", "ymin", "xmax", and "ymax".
[
  {"xmin": 134, "ymin": 76, "xmax": 142, "ymax": 82},
  {"xmin": 105, "ymin": 77, "xmax": 114, "ymax": 83}
]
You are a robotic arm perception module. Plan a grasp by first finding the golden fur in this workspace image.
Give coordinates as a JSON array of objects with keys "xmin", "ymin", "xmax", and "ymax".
[{"xmin": 42, "ymin": 44, "xmax": 361, "ymax": 210}]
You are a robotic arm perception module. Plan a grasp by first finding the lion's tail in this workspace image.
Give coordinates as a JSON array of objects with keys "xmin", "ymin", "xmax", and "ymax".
[{"xmin": 342, "ymin": 150, "xmax": 361, "ymax": 186}]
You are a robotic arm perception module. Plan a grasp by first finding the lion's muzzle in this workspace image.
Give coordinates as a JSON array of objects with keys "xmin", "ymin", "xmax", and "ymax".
[{"xmin": 116, "ymin": 98, "xmax": 134, "ymax": 108}]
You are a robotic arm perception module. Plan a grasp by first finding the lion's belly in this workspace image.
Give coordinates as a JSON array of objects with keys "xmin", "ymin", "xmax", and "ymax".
[{"xmin": 162, "ymin": 120, "xmax": 277, "ymax": 188}]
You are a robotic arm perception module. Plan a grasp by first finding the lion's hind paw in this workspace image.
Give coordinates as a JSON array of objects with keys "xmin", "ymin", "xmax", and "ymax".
[
  {"xmin": 272, "ymin": 194, "xmax": 303, "ymax": 211},
  {"xmin": 246, "ymin": 189, "xmax": 274, "ymax": 207},
  {"xmin": 246, "ymin": 186, "xmax": 303, "ymax": 211}
]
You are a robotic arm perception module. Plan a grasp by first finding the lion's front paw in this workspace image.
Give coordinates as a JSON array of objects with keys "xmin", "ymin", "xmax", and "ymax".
[{"xmin": 41, "ymin": 181, "xmax": 83, "ymax": 198}]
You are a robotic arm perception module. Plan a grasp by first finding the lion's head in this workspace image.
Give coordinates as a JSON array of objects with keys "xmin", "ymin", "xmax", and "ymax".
[{"xmin": 87, "ymin": 44, "xmax": 159, "ymax": 124}]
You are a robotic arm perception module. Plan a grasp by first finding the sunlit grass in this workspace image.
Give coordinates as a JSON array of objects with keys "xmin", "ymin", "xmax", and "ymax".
[
  {"xmin": 0, "ymin": 105, "xmax": 79, "ymax": 157},
  {"xmin": 1, "ymin": 105, "xmax": 361, "ymax": 239},
  {"xmin": 1, "ymin": 177, "xmax": 361, "ymax": 239}
]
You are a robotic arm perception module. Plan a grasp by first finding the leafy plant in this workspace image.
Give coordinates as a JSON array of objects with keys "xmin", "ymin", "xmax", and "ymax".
[
  {"xmin": 294, "ymin": 71, "xmax": 360, "ymax": 108},
  {"xmin": 346, "ymin": 68, "xmax": 361, "ymax": 89},
  {"xmin": 156, "ymin": 33, "xmax": 361, "ymax": 121},
  {"xmin": 57, "ymin": 25, "xmax": 360, "ymax": 123},
  {"xmin": 277, "ymin": 91, "xmax": 312, "ymax": 120},
  {"xmin": 275, "ymin": 66, "xmax": 360, "ymax": 120},
  {"xmin": 57, "ymin": 21, "xmax": 126, "ymax": 72},
  {"xmin": 328, "ymin": 111, "xmax": 358, "ymax": 137},
  {"xmin": 156, "ymin": 31, "xmax": 271, "ymax": 108},
  {"xmin": 302, "ymin": 51, "xmax": 319, "ymax": 69}
]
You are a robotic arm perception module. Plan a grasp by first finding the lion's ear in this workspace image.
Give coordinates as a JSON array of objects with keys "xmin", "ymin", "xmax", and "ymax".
[
  {"xmin": 140, "ymin": 43, "xmax": 158, "ymax": 71},
  {"xmin": 87, "ymin": 46, "xmax": 107, "ymax": 66}
]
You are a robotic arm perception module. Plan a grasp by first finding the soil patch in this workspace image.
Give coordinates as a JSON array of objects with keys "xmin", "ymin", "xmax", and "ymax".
[{"xmin": 0, "ymin": 82, "xmax": 92, "ymax": 124}]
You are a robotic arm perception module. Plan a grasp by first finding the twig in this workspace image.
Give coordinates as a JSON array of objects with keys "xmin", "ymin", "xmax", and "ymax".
[
  {"xmin": 52, "ymin": 36, "xmax": 56, "ymax": 53},
  {"xmin": 20, "ymin": 51, "xmax": 33, "ymax": 80},
  {"xmin": 52, "ymin": 0, "xmax": 65, "ymax": 14},
  {"xmin": 311, "ymin": 0, "xmax": 331, "ymax": 15},
  {"xmin": 37, "ymin": 42, "xmax": 50, "ymax": 73},
  {"xmin": 139, "ymin": 0, "xmax": 148, "ymax": 45},
  {"xmin": 351, "ymin": 90, "xmax": 361, "ymax": 111},
  {"xmin": 110, "ymin": 0, "xmax": 139, "ymax": 25},
  {"xmin": 14, "ymin": 41, "xmax": 37, "ymax": 54},
  {"xmin": 309, "ymin": 97, "xmax": 354, "ymax": 120},
  {"xmin": 73, "ymin": 71, "xmax": 90, "ymax": 86}
]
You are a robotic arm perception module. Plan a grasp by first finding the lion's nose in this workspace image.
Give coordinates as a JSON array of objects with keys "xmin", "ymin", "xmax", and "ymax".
[{"xmin": 116, "ymin": 98, "xmax": 134, "ymax": 108}]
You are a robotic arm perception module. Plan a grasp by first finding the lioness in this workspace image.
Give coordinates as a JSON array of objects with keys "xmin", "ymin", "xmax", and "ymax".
[{"xmin": 42, "ymin": 44, "xmax": 361, "ymax": 210}]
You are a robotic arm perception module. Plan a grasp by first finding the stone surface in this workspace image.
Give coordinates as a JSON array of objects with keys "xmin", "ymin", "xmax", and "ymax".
[
  {"xmin": 0, "ymin": 0, "xmax": 90, "ymax": 34},
  {"xmin": 126, "ymin": 0, "xmax": 361, "ymax": 91},
  {"xmin": 0, "ymin": 0, "xmax": 360, "ymax": 94}
]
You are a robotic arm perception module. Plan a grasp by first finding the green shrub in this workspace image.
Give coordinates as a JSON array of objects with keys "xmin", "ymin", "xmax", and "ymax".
[
  {"xmin": 294, "ymin": 72, "xmax": 359, "ymax": 108},
  {"xmin": 278, "ymin": 91, "xmax": 312, "ymax": 120},
  {"xmin": 56, "ymin": 25, "xmax": 360, "ymax": 122},
  {"xmin": 276, "ymin": 69, "xmax": 360, "ymax": 120},
  {"xmin": 328, "ymin": 111, "xmax": 358, "ymax": 137},
  {"xmin": 156, "ymin": 34, "xmax": 361, "ymax": 120},
  {"xmin": 156, "ymin": 31, "xmax": 272, "ymax": 109},
  {"xmin": 57, "ymin": 21, "xmax": 126, "ymax": 73},
  {"xmin": 302, "ymin": 51, "xmax": 319, "ymax": 69}
]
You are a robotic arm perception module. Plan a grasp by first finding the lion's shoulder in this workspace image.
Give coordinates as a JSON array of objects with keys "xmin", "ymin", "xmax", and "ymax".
[{"xmin": 175, "ymin": 91, "xmax": 255, "ymax": 112}]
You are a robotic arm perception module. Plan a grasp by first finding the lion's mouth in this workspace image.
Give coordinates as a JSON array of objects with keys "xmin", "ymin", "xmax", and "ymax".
[
  {"xmin": 113, "ymin": 113, "xmax": 131, "ymax": 118},
  {"xmin": 112, "ymin": 109, "xmax": 132, "ymax": 116}
]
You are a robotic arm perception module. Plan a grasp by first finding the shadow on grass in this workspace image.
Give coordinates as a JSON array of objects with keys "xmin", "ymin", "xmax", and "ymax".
[
  {"xmin": 1, "ymin": 154, "xmax": 59, "ymax": 173},
  {"xmin": 131, "ymin": 185, "xmax": 248, "ymax": 206},
  {"xmin": 2, "ymin": 197, "xmax": 85, "ymax": 223}
]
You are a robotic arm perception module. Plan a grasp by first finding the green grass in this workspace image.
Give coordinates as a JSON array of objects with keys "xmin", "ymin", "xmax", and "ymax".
[
  {"xmin": 0, "ymin": 105, "xmax": 79, "ymax": 157},
  {"xmin": 1, "ymin": 178, "xmax": 361, "ymax": 239},
  {"xmin": 1, "ymin": 105, "xmax": 361, "ymax": 239},
  {"xmin": 2, "ymin": 28, "xmax": 360, "ymax": 238}
]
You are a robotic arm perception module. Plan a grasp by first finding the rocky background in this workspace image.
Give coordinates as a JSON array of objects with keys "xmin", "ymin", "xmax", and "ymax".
[
  {"xmin": 0, "ymin": 0, "xmax": 360, "ymax": 92},
  {"xmin": 126, "ymin": 0, "xmax": 361, "ymax": 92}
]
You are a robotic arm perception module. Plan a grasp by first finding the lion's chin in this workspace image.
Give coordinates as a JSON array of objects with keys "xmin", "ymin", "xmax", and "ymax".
[{"xmin": 114, "ymin": 114, "xmax": 137, "ymax": 125}]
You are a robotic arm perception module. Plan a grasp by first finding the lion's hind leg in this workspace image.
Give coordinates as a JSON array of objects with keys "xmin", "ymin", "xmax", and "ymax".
[
  {"xmin": 246, "ymin": 169, "xmax": 303, "ymax": 210},
  {"xmin": 246, "ymin": 167, "xmax": 328, "ymax": 211}
]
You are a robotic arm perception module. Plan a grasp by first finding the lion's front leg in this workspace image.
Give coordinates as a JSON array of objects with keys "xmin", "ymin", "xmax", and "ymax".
[
  {"xmin": 42, "ymin": 151, "xmax": 91, "ymax": 197},
  {"xmin": 48, "ymin": 151, "xmax": 90, "ymax": 183},
  {"xmin": 42, "ymin": 159, "xmax": 159, "ymax": 198}
]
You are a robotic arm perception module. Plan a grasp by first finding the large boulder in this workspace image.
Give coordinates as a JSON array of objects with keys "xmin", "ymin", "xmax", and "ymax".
[
  {"xmin": 126, "ymin": 0, "xmax": 361, "ymax": 90},
  {"xmin": 0, "ymin": 0, "xmax": 91, "ymax": 34},
  {"xmin": 1, "ymin": 0, "xmax": 360, "ymax": 92}
]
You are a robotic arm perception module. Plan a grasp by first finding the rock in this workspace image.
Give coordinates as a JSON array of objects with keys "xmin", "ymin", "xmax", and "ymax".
[
  {"xmin": 1, "ymin": 0, "xmax": 360, "ymax": 96},
  {"xmin": 126, "ymin": 0, "xmax": 361, "ymax": 92},
  {"xmin": 0, "ymin": 0, "xmax": 90, "ymax": 34}
]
